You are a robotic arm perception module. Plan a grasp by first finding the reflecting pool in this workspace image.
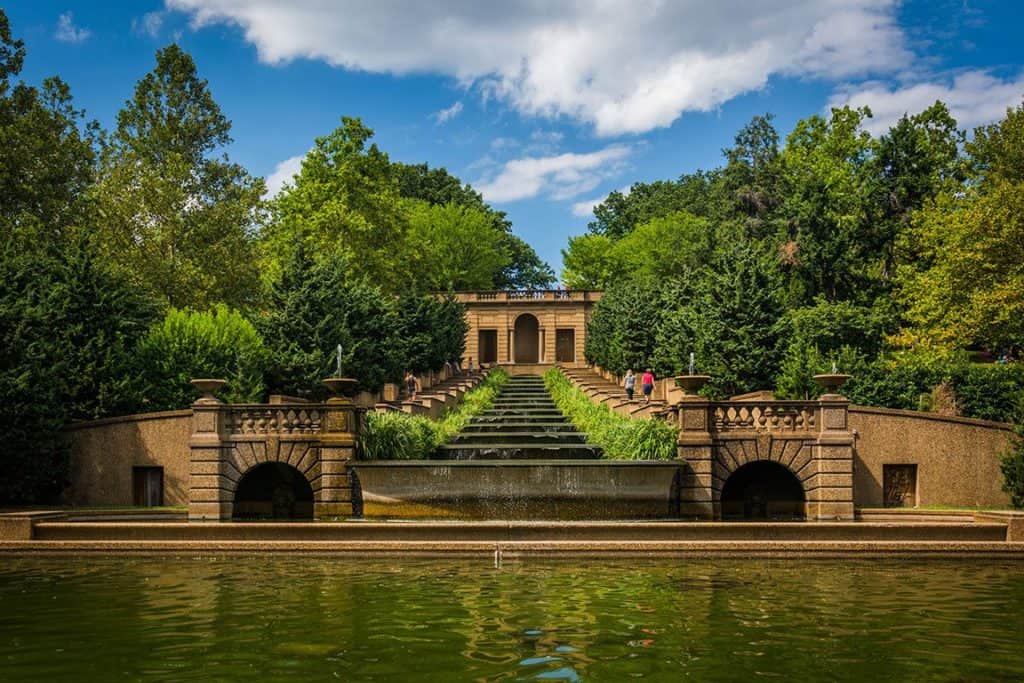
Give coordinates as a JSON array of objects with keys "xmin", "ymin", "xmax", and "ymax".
[{"xmin": 1, "ymin": 557, "xmax": 1023, "ymax": 681}]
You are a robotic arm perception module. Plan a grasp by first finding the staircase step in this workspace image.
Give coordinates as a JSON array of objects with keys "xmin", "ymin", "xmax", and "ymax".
[
  {"xmin": 450, "ymin": 432, "xmax": 588, "ymax": 445},
  {"xmin": 434, "ymin": 444, "xmax": 604, "ymax": 460}
]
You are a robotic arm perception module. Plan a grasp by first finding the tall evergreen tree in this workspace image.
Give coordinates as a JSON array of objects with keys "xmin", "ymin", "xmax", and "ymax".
[
  {"xmin": 258, "ymin": 249, "xmax": 405, "ymax": 396},
  {"xmin": 96, "ymin": 44, "xmax": 264, "ymax": 310}
]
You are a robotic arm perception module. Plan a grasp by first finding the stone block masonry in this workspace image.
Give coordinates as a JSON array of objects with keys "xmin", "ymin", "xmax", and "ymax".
[{"xmin": 188, "ymin": 399, "xmax": 362, "ymax": 521}]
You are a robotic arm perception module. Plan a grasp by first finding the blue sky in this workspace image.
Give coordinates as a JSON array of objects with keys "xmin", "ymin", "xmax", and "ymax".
[{"xmin": 7, "ymin": 1, "xmax": 1024, "ymax": 278}]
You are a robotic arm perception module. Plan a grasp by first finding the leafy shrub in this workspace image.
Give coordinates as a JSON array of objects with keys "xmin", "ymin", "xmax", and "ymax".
[
  {"xmin": 947, "ymin": 364, "xmax": 1024, "ymax": 424},
  {"xmin": 0, "ymin": 241, "xmax": 155, "ymax": 503},
  {"xmin": 137, "ymin": 305, "xmax": 267, "ymax": 410},
  {"xmin": 1001, "ymin": 428, "xmax": 1024, "ymax": 509},
  {"xmin": 357, "ymin": 369, "xmax": 508, "ymax": 460},
  {"xmin": 544, "ymin": 368, "xmax": 677, "ymax": 460},
  {"xmin": 359, "ymin": 411, "xmax": 438, "ymax": 460}
]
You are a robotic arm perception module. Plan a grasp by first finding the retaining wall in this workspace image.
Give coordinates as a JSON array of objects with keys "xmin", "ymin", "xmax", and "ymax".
[
  {"xmin": 850, "ymin": 406, "xmax": 1015, "ymax": 508},
  {"xmin": 66, "ymin": 411, "xmax": 192, "ymax": 506}
]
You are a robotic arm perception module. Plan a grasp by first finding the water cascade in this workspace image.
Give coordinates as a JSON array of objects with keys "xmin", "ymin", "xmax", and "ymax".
[{"xmin": 435, "ymin": 375, "xmax": 602, "ymax": 460}]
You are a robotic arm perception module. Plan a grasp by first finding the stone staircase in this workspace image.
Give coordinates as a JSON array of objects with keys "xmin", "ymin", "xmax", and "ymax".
[
  {"xmin": 435, "ymin": 375, "xmax": 603, "ymax": 460},
  {"xmin": 560, "ymin": 367, "xmax": 668, "ymax": 418}
]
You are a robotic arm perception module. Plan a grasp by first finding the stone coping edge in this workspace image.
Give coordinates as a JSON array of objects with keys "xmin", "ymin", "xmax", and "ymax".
[
  {"xmin": 848, "ymin": 405, "xmax": 1015, "ymax": 431},
  {"xmin": 65, "ymin": 409, "xmax": 192, "ymax": 430},
  {"xmin": 351, "ymin": 460, "xmax": 682, "ymax": 467},
  {"xmin": 2, "ymin": 540, "xmax": 1022, "ymax": 559}
]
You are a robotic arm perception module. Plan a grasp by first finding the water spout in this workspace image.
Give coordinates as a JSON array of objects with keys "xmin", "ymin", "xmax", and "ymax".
[
  {"xmin": 336, "ymin": 344, "xmax": 344, "ymax": 378},
  {"xmin": 831, "ymin": 360, "xmax": 838, "ymax": 374},
  {"xmin": 688, "ymin": 352, "xmax": 695, "ymax": 376}
]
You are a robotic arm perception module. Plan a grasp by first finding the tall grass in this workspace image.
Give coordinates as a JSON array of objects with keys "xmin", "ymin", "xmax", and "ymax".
[
  {"xmin": 358, "ymin": 368, "xmax": 508, "ymax": 460},
  {"xmin": 544, "ymin": 368, "xmax": 678, "ymax": 460}
]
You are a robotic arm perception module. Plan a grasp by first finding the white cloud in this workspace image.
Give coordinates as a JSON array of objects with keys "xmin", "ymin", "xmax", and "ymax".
[
  {"xmin": 132, "ymin": 11, "xmax": 165, "ymax": 38},
  {"xmin": 55, "ymin": 12, "xmax": 91, "ymax": 44},
  {"xmin": 490, "ymin": 137, "xmax": 519, "ymax": 151},
  {"xmin": 828, "ymin": 70, "xmax": 1024, "ymax": 135},
  {"xmin": 475, "ymin": 145, "xmax": 631, "ymax": 204},
  {"xmin": 572, "ymin": 185, "xmax": 631, "ymax": 217},
  {"xmin": 165, "ymin": 0, "xmax": 911, "ymax": 136},
  {"xmin": 264, "ymin": 153, "xmax": 305, "ymax": 197},
  {"xmin": 433, "ymin": 101, "xmax": 463, "ymax": 125}
]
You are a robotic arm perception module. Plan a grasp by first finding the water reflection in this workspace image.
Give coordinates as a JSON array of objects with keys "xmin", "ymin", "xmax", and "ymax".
[{"xmin": 0, "ymin": 558, "xmax": 1022, "ymax": 681}]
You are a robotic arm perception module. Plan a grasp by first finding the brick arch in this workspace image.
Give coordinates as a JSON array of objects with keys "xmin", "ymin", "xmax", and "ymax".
[
  {"xmin": 221, "ymin": 439, "xmax": 324, "ymax": 503},
  {"xmin": 710, "ymin": 435, "xmax": 814, "ymax": 502}
]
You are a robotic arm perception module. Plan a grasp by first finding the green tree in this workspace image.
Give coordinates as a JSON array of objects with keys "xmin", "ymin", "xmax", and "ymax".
[
  {"xmin": 0, "ymin": 12, "xmax": 155, "ymax": 503},
  {"xmin": 657, "ymin": 246, "xmax": 785, "ymax": 396},
  {"xmin": 394, "ymin": 294, "xmax": 467, "ymax": 374},
  {"xmin": 868, "ymin": 102, "xmax": 964, "ymax": 281},
  {"xmin": 404, "ymin": 201, "xmax": 510, "ymax": 290},
  {"xmin": 258, "ymin": 249, "xmax": 404, "ymax": 396},
  {"xmin": 588, "ymin": 175, "xmax": 715, "ymax": 239},
  {"xmin": 262, "ymin": 117, "xmax": 408, "ymax": 291},
  {"xmin": 137, "ymin": 305, "xmax": 267, "ymax": 410},
  {"xmin": 896, "ymin": 180, "xmax": 1024, "ymax": 351},
  {"xmin": 494, "ymin": 234, "xmax": 556, "ymax": 290},
  {"xmin": 614, "ymin": 211, "xmax": 715, "ymax": 282},
  {"xmin": 584, "ymin": 279, "xmax": 662, "ymax": 375},
  {"xmin": 0, "ymin": 237, "xmax": 155, "ymax": 502},
  {"xmin": 561, "ymin": 233, "xmax": 620, "ymax": 289},
  {"xmin": 96, "ymin": 44, "xmax": 263, "ymax": 310},
  {"xmin": 1, "ymin": 10, "xmax": 97, "ymax": 254},
  {"xmin": 777, "ymin": 106, "xmax": 876, "ymax": 305},
  {"xmin": 393, "ymin": 161, "xmax": 553, "ymax": 289}
]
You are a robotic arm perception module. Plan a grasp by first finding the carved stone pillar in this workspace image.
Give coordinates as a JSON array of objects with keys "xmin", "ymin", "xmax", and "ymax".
[
  {"xmin": 808, "ymin": 395, "xmax": 855, "ymax": 520},
  {"xmin": 319, "ymin": 400, "xmax": 363, "ymax": 519},
  {"xmin": 188, "ymin": 401, "xmax": 231, "ymax": 521},
  {"xmin": 676, "ymin": 398, "xmax": 715, "ymax": 519}
]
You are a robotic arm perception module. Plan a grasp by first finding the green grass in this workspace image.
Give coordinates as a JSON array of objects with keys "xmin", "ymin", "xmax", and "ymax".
[
  {"xmin": 544, "ymin": 368, "xmax": 678, "ymax": 461},
  {"xmin": 357, "ymin": 368, "xmax": 509, "ymax": 460}
]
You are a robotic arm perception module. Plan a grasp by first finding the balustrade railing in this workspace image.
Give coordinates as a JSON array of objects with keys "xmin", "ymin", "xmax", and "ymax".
[
  {"xmin": 463, "ymin": 290, "xmax": 599, "ymax": 303},
  {"xmin": 712, "ymin": 401, "xmax": 818, "ymax": 432},
  {"xmin": 225, "ymin": 406, "xmax": 324, "ymax": 435}
]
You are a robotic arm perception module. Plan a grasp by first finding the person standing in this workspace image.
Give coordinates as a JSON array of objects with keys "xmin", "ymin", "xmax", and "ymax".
[
  {"xmin": 624, "ymin": 369, "xmax": 636, "ymax": 401},
  {"xmin": 404, "ymin": 371, "xmax": 420, "ymax": 400},
  {"xmin": 641, "ymin": 368, "xmax": 655, "ymax": 405}
]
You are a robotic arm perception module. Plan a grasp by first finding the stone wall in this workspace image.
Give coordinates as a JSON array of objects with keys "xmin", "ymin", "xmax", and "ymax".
[
  {"xmin": 66, "ymin": 410, "xmax": 192, "ymax": 506},
  {"xmin": 850, "ymin": 406, "xmax": 1014, "ymax": 509}
]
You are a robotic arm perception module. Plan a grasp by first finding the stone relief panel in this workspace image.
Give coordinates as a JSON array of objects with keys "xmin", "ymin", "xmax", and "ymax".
[{"xmin": 883, "ymin": 464, "xmax": 917, "ymax": 507}]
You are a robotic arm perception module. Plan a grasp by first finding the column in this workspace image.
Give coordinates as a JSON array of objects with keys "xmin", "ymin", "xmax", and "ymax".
[
  {"xmin": 676, "ymin": 398, "xmax": 715, "ymax": 519},
  {"xmin": 317, "ymin": 401, "xmax": 362, "ymax": 519},
  {"xmin": 808, "ymin": 395, "xmax": 855, "ymax": 520},
  {"xmin": 539, "ymin": 328, "xmax": 545, "ymax": 363},
  {"xmin": 508, "ymin": 329, "xmax": 515, "ymax": 363},
  {"xmin": 188, "ymin": 400, "xmax": 231, "ymax": 521}
]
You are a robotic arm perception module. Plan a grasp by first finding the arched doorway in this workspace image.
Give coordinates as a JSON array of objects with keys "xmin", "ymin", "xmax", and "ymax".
[
  {"xmin": 720, "ymin": 461, "xmax": 805, "ymax": 520},
  {"xmin": 233, "ymin": 462, "xmax": 314, "ymax": 520},
  {"xmin": 514, "ymin": 313, "xmax": 539, "ymax": 363}
]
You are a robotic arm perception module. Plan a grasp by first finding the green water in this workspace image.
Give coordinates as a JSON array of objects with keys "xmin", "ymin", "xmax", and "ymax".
[{"xmin": 1, "ymin": 558, "xmax": 1023, "ymax": 681}]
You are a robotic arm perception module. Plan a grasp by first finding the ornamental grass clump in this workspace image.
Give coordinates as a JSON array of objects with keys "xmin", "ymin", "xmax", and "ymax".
[
  {"xmin": 544, "ymin": 368, "xmax": 677, "ymax": 460},
  {"xmin": 358, "ymin": 368, "xmax": 508, "ymax": 460}
]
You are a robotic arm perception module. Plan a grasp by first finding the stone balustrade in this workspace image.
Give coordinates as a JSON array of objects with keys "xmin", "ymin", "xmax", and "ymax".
[
  {"xmin": 454, "ymin": 290, "xmax": 602, "ymax": 304},
  {"xmin": 189, "ymin": 398, "xmax": 362, "ymax": 521},
  {"xmin": 712, "ymin": 401, "xmax": 819, "ymax": 432},
  {"xmin": 675, "ymin": 392, "xmax": 854, "ymax": 521}
]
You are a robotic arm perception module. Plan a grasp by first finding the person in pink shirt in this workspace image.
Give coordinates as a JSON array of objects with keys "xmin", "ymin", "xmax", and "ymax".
[{"xmin": 641, "ymin": 368, "xmax": 655, "ymax": 404}]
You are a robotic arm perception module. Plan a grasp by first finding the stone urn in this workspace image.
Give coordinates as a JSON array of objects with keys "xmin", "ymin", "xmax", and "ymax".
[
  {"xmin": 674, "ymin": 375, "xmax": 711, "ymax": 397},
  {"xmin": 322, "ymin": 377, "xmax": 359, "ymax": 405},
  {"xmin": 813, "ymin": 373, "xmax": 851, "ymax": 396},
  {"xmin": 191, "ymin": 378, "xmax": 227, "ymax": 404}
]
